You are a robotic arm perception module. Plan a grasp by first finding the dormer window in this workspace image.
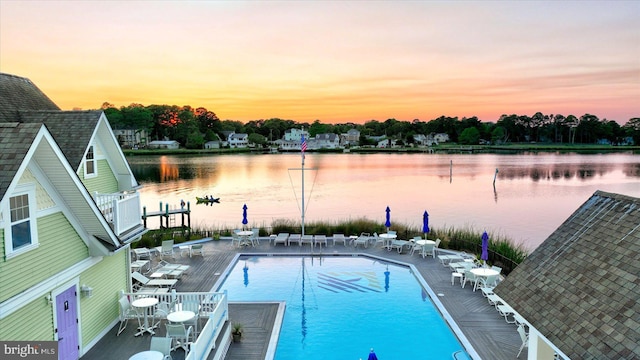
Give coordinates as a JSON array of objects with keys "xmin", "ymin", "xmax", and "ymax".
[{"xmin": 85, "ymin": 145, "xmax": 96, "ymax": 177}]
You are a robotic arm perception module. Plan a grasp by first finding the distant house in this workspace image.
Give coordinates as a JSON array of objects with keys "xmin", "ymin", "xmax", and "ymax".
[
  {"xmin": 341, "ymin": 128, "xmax": 360, "ymax": 146},
  {"xmin": 147, "ymin": 140, "xmax": 179, "ymax": 149},
  {"xmin": 283, "ymin": 128, "xmax": 308, "ymax": 142},
  {"xmin": 112, "ymin": 127, "xmax": 148, "ymax": 148},
  {"xmin": 227, "ymin": 133, "xmax": 248, "ymax": 148},
  {"xmin": 433, "ymin": 133, "xmax": 450, "ymax": 143},
  {"xmin": 494, "ymin": 191, "xmax": 640, "ymax": 359},
  {"xmin": 311, "ymin": 133, "xmax": 340, "ymax": 149},
  {"xmin": 0, "ymin": 73, "xmax": 146, "ymax": 358},
  {"xmin": 204, "ymin": 140, "xmax": 221, "ymax": 149}
]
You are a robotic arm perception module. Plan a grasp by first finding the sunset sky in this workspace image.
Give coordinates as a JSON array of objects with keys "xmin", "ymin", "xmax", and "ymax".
[{"xmin": 1, "ymin": 1, "xmax": 638, "ymax": 124}]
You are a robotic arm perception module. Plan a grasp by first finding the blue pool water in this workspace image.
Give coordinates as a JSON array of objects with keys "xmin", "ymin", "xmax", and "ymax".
[{"xmin": 216, "ymin": 256, "xmax": 467, "ymax": 360}]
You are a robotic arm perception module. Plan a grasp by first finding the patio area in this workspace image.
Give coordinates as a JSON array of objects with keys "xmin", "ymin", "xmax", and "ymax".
[{"xmin": 84, "ymin": 236, "xmax": 522, "ymax": 360}]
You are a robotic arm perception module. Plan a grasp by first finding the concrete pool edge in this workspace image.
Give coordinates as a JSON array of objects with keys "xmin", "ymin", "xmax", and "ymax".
[{"xmin": 213, "ymin": 252, "xmax": 480, "ymax": 360}]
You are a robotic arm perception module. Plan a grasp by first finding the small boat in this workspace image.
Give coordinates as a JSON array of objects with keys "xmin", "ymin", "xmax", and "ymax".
[{"xmin": 196, "ymin": 196, "xmax": 220, "ymax": 204}]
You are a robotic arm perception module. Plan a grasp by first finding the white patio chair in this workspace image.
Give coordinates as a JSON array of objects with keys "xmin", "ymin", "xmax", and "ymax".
[
  {"xmin": 332, "ymin": 234, "xmax": 347, "ymax": 246},
  {"xmin": 231, "ymin": 231, "xmax": 242, "ymax": 248},
  {"xmin": 353, "ymin": 234, "xmax": 371, "ymax": 248},
  {"xmin": 166, "ymin": 323, "xmax": 193, "ymax": 353},
  {"xmin": 160, "ymin": 240, "xmax": 175, "ymax": 259},
  {"xmin": 288, "ymin": 234, "xmax": 302, "ymax": 246},
  {"xmin": 251, "ymin": 228, "xmax": 260, "ymax": 246},
  {"xmin": 461, "ymin": 269, "xmax": 479, "ymax": 289},
  {"xmin": 432, "ymin": 239, "xmax": 441, "ymax": 258},
  {"xmin": 273, "ymin": 233, "xmax": 289, "ymax": 246},
  {"xmin": 300, "ymin": 234, "xmax": 314, "ymax": 248},
  {"xmin": 117, "ymin": 296, "xmax": 139, "ymax": 336},
  {"xmin": 314, "ymin": 235, "xmax": 327, "ymax": 249},
  {"xmin": 150, "ymin": 337, "xmax": 173, "ymax": 360},
  {"xmin": 517, "ymin": 324, "xmax": 529, "ymax": 358},
  {"xmin": 191, "ymin": 244, "xmax": 204, "ymax": 257}
]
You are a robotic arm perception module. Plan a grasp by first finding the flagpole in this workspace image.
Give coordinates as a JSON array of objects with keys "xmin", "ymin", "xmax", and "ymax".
[{"xmin": 301, "ymin": 134, "xmax": 306, "ymax": 236}]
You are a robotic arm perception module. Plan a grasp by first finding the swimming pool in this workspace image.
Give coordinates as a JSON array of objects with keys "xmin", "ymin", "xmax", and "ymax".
[{"xmin": 216, "ymin": 255, "xmax": 469, "ymax": 359}]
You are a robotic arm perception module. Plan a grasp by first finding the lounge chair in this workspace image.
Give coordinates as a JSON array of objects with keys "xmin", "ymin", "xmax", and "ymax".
[
  {"xmin": 353, "ymin": 234, "xmax": 371, "ymax": 248},
  {"xmin": 497, "ymin": 304, "xmax": 517, "ymax": 324},
  {"xmin": 314, "ymin": 235, "xmax": 327, "ymax": 248},
  {"xmin": 117, "ymin": 296, "xmax": 139, "ymax": 336},
  {"xmin": 132, "ymin": 271, "xmax": 178, "ymax": 288},
  {"xmin": 150, "ymin": 337, "xmax": 173, "ymax": 360},
  {"xmin": 300, "ymin": 234, "xmax": 314, "ymax": 248},
  {"xmin": 273, "ymin": 233, "xmax": 289, "ymax": 246},
  {"xmin": 132, "ymin": 247, "xmax": 151, "ymax": 260},
  {"xmin": 332, "ymin": 234, "xmax": 347, "ymax": 246},
  {"xmin": 288, "ymin": 234, "xmax": 302, "ymax": 246}
]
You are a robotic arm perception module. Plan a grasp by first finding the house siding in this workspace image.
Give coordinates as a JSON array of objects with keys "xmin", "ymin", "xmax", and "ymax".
[
  {"xmin": 0, "ymin": 296, "xmax": 54, "ymax": 340},
  {"xmin": 0, "ymin": 212, "xmax": 88, "ymax": 302},
  {"xmin": 81, "ymin": 159, "xmax": 118, "ymax": 194},
  {"xmin": 79, "ymin": 250, "xmax": 127, "ymax": 346}
]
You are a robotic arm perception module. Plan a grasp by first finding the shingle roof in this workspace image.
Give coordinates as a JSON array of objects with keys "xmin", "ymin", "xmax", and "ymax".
[
  {"xmin": 0, "ymin": 122, "xmax": 43, "ymax": 199},
  {"xmin": 18, "ymin": 110, "xmax": 101, "ymax": 171},
  {"xmin": 0, "ymin": 73, "xmax": 59, "ymax": 120},
  {"xmin": 494, "ymin": 190, "xmax": 640, "ymax": 359}
]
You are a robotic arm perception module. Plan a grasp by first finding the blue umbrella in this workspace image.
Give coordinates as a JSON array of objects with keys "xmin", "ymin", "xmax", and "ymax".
[
  {"xmin": 481, "ymin": 231, "xmax": 489, "ymax": 262},
  {"xmin": 422, "ymin": 210, "xmax": 430, "ymax": 238},
  {"xmin": 242, "ymin": 204, "xmax": 248, "ymax": 228},
  {"xmin": 384, "ymin": 266, "xmax": 390, "ymax": 293},
  {"xmin": 368, "ymin": 348, "xmax": 378, "ymax": 360},
  {"xmin": 385, "ymin": 206, "xmax": 391, "ymax": 230},
  {"xmin": 243, "ymin": 262, "xmax": 249, "ymax": 287}
]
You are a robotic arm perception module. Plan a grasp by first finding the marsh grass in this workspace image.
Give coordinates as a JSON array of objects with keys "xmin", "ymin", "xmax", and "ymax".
[{"xmin": 136, "ymin": 218, "xmax": 528, "ymax": 274}]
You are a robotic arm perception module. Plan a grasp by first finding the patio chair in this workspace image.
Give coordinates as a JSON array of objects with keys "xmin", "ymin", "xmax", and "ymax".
[
  {"xmin": 432, "ymin": 239, "xmax": 441, "ymax": 258},
  {"xmin": 517, "ymin": 324, "xmax": 529, "ymax": 358},
  {"xmin": 479, "ymin": 274, "xmax": 499, "ymax": 289},
  {"xmin": 132, "ymin": 247, "xmax": 151, "ymax": 260},
  {"xmin": 409, "ymin": 240, "xmax": 424, "ymax": 256},
  {"xmin": 461, "ymin": 269, "xmax": 479, "ymax": 289},
  {"xmin": 160, "ymin": 240, "xmax": 175, "ymax": 259},
  {"xmin": 372, "ymin": 232, "xmax": 384, "ymax": 248},
  {"xmin": 251, "ymin": 228, "xmax": 260, "ymax": 246},
  {"xmin": 353, "ymin": 234, "xmax": 371, "ymax": 248},
  {"xmin": 332, "ymin": 234, "xmax": 347, "ymax": 246},
  {"xmin": 191, "ymin": 244, "xmax": 204, "ymax": 257},
  {"xmin": 288, "ymin": 234, "xmax": 302, "ymax": 246},
  {"xmin": 231, "ymin": 231, "xmax": 242, "ymax": 247},
  {"xmin": 150, "ymin": 337, "xmax": 173, "ymax": 360},
  {"xmin": 273, "ymin": 233, "xmax": 289, "ymax": 246},
  {"xmin": 153, "ymin": 300, "xmax": 175, "ymax": 327},
  {"xmin": 422, "ymin": 243, "xmax": 435, "ymax": 258},
  {"xmin": 117, "ymin": 296, "xmax": 139, "ymax": 336},
  {"xmin": 166, "ymin": 323, "xmax": 193, "ymax": 353},
  {"xmin": 131, "ymin": 271, "xmax": 178, "ymax": 289},
  {"xmin": 314, "ymin": 235, "xmax": 327, "ymax": 249},
  {"xmin": 300, "ymin": 234, "xmax": 314, "ymax": 248}
]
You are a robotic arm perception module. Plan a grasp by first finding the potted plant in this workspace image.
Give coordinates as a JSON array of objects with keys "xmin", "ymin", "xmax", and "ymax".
[{"xmin": 231, "ymin": 322, "xmax": 244, "ymax": 342}]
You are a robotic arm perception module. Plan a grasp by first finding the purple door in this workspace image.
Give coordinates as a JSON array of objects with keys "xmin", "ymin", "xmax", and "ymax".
[{"xmin": 56, "ymin": 286, "xmax": 79, "ymax": 360}]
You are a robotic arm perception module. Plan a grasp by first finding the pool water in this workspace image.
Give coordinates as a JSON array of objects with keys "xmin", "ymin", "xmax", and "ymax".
[{"xmin": 217, "ymin": 256, "xmax": 466, "ymax": 360}]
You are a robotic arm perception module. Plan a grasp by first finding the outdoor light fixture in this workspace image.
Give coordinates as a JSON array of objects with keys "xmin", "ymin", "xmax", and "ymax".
[
  {"xmin": 80, "ymin": 285, "xmax": 94, "ymax": 298},
  {"xmin": 46, "ymin": 294, "xmax": 53, "ymax": 305}
]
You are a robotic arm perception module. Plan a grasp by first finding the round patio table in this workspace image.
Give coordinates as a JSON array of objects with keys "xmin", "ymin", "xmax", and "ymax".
[{"xmin": 129, "ymin": 350, "xmax": 163, "ymax": 360}]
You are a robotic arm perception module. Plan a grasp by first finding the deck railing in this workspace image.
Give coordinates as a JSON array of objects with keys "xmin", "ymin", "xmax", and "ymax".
[
  {"xmin": 123, "ymin": 290, "xmax": 228, "ymax": 360},
  {"xmin": 95, "ymin": 191, "xmax": 141, "ymax": 235}
]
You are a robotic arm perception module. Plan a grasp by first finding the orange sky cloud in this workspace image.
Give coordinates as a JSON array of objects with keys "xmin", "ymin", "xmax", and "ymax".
[{"xmin": 1, "ymin": 1, "xmax": 638, "ymax": 124}]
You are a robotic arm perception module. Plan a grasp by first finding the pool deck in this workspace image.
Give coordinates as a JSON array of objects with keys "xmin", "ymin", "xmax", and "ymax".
[{"xmin": 85, "ymin": 238, "xmax": 522, "ymax": 360}]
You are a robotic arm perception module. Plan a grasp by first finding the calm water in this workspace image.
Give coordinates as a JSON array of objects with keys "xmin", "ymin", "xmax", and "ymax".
[
  {"xmin": 216, "ymin": 256, "xmax": 466, "ymax": 360},
  {"xmin": 128, "ymin": 152, "xmax": 640, "ymax": 250}
]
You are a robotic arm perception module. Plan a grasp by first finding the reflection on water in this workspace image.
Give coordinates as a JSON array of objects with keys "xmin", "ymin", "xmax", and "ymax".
[{"xmin": 128, "ymin": 153, "xmax": 640, "ymax": 251}]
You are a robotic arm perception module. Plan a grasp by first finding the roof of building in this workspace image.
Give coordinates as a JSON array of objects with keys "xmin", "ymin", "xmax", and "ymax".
[
  {"xmin": 0, "ymin": 122, "xmax": 43, "ymax": 199},
  {"xmin": 494, "ymin": 190, "xmax": 640, "ymax": 359},
  {"xmin": 0, "ymin": 73, "xmax": 59, "ymax": 120}
]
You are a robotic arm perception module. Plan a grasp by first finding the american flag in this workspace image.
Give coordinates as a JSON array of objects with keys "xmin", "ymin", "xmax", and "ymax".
[{"xmin": 301, "ymin": 135, "xmax": 307, "ymax": 153}]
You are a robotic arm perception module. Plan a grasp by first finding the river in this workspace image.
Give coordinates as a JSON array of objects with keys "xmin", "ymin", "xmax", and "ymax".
[{"xmin": 127, "ymin": 152, "xmax": 640, "ymax": 251}]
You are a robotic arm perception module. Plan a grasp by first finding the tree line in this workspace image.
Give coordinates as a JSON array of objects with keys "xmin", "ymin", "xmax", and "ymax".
[{"xmin": 101, "ymin": 102, "xmax": 640, "ymax": 148}]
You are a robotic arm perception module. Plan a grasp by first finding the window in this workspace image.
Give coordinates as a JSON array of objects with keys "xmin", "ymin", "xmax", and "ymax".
[
  {"xmin": 85, "ymin": 146, "xmax": 96, "ymax": 176},
  {"xmin": 10, "ymin": 194, "xmax": 32, "ymax": 250}
]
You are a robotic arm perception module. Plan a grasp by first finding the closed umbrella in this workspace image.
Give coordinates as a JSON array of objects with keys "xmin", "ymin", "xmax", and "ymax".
[
  {"xmin": 242, "ymin": 204, "xmax": 248, "ymax": 229},
  {"xmin": 481, "ymin": 231, "xmax": 489, "ymax": 264},
  {"xmin": 384, "ymin": 266, "xmax": 390, "ymax": 293},
  {"xmin": 368, "ymin": 348, "xmax": 378, "ymax": 360},
  {"xmin": 422, "ymin": 210, "xmax": 430, "ymax": 239},
  {"xmin": 385, "ymin": 206, "xmax": 391, "ymax": 231}
]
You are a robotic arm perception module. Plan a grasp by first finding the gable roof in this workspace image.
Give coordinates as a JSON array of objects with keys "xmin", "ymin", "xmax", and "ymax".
[
  {"xmin": 0, "ymin": 122, "xmax": 43, "ymax": 199},
  {"xmin": 18, "ymin": 110, "xmax": 102, "ymax": 171},
  {"xmin": 0, "ymin": 73, "xmax": 59, "ymax": 120},
  {"xmin": 494, "ymin": 190, "xmax": 640, "ymax": 359}
]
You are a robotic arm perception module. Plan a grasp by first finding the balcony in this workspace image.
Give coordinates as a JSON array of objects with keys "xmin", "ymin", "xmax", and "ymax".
[{"xmin": 95, "ymin": 191, "xmax": 147, "ymax": 242}]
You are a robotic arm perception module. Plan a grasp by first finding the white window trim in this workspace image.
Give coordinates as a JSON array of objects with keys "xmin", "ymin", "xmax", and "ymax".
[
  {"xmin": 4, "ymin": 183, "xmax": 39, "ymax": 259},
  {"xmin": 84, "ymin": 145, "xmax": 97, "ymax": 178}
]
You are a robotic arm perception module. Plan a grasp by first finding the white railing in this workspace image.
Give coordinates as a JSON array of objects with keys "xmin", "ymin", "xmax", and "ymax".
[
  {"xmin": 122, "ymin": 291, "xmax": 228, "ymax": 360},
  {"xmin": 95, "ymin": 191, "xmax": 141, "ymax": 235}
]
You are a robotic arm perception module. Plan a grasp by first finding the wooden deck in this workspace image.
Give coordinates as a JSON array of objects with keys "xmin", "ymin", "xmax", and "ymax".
[{"xmin": 84, "ymin": 238, "xmax": 522, "ymax": 360}]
